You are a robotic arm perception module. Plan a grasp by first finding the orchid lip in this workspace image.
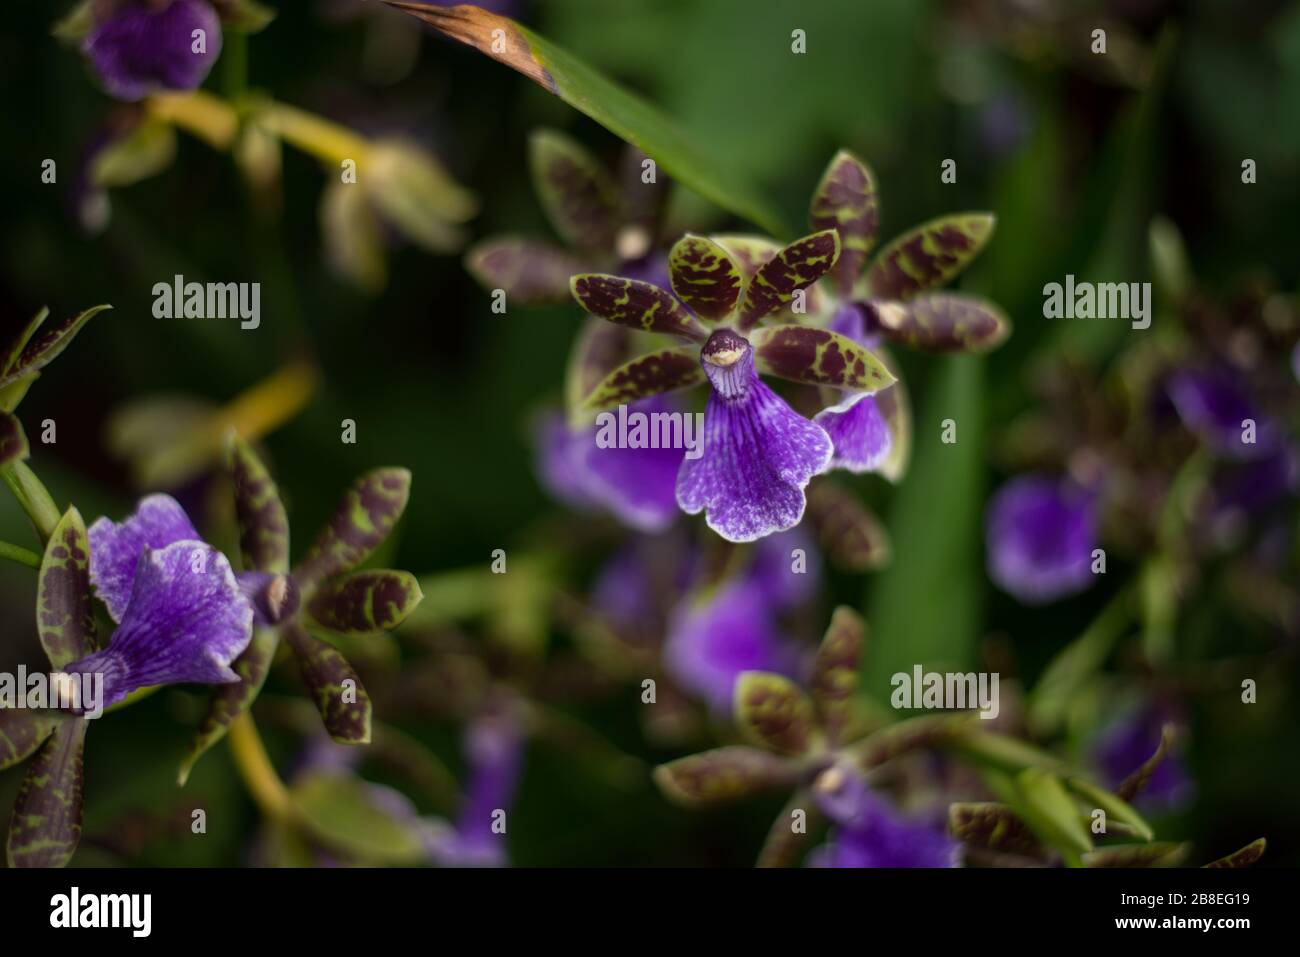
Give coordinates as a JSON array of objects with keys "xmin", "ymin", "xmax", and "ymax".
[{"xmin": 702, "ymin": 328, "xmax": 749, "ymax": 367}]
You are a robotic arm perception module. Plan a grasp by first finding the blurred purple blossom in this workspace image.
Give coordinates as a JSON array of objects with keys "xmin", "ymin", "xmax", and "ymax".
[{"xmin": 986, "ymin": 475, "xmax": 1097, "ymax": 605}]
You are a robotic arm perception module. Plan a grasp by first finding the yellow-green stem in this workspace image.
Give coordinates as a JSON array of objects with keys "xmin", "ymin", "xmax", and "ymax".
[{"xmin": 227, "ymin": 713, "xmax": 293, "ymax": 823}]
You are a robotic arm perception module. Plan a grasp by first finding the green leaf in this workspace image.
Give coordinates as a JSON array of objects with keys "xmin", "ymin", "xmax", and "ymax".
[
  {"xmin": 0, "ymin": 709, "xmax": 62, "ymax": 772},
  {"xmin": 871, "ymin": 294, "xmax": 1010, "ymax": 353},
  {"xmin": 810, "ymin": 607, "xmax": 865, "ymax": 745},
  {"xmin": 0, "ymin": 305, "xmax": 111, "ymax": 392},
  {"xmin": 864, "ymin": 213, "xmax": 995, "ymax": 300},
  {"xmin": 804, "ymin": 479, "xmax": 891, "ymax": 572},
  {"xmin": 6, "ymin": 718, "xmax": 88, "ymax": 868},
  {"xmin": 668, "ymin": 234, "xmax": 743, "ymax": 321},
  {"xmin": 750, "ymin": 325, "xmax": 895, "ymax": 392},
  {"xmin": 227, "ymin": 434, "xmax": 290, "ymax": 575},
  {"xmin": 1065, "ymin": 776, "xmax": 1154, "ymax": 842},
  {"xmin": 948, "ymin": 730, "xmax": 1067, "ymax": 775},
  {"xmin": 808, "ymin": 149, "xmax": 880, "ymax": 297},
  {"xmin": 306, "ymin": 569, "xmax": 425, "ymax": 635},
  {"xmin": 1084, "ymin": 843, "xmax": 1190, "ymax": 868},
  {"xmin": 574, "ymin": 344, "xmax": 705, "ymax": 414},
  {"xmin": 1204, "ymin": 838, "xmax": 1267, "ymax": 868},
  {"xmin": 177, "ymin": 628, "xmax": 280, "ymax": 786},
  {"xmin": 733, "ymin": 672, "xmax": 817, "ymax": 757},
  {"xmin": 36, "ymin": 508, "xmax": 97, "ymax": 670},
  {"xmin": 948, "ymin": 802, "xmax": 1045, "ymax": 858},
  {"xmin": 293, "ymin": 468, "xmax": 411, "ymax": 592},
  {"xmin": 467, "ymin": 236, "xmax": 588, "ymax": 306},
  {"xmin": 1013, "ymin": 768, "xmax": 1093, "ymax": 863},
  {"xmin": 571, "ymin": 274, "xmax": 709, "ymax": 340},
  {"xmin": 384, "ymin": 2, "xmax": 785, "ymax": 235},
  {"xmin": 738, "ymin": 230, "xmax": 841, "ymax": 329},
  {"xmin": 284, "ymin": 623, "xmax": 371, "ymax": 744},
  {"xmin": 290, "ymin": 771, "xmax": 428, "ymax": 865},
  {"xmin": 528, "ymin": 128, "xmax": 622, "ymax": 252},
  {"xmin": 653, "ymin": 746, "xmax": 798, "ymax": 806},
  {"xmin": 0, "ymin": 412, "xmax": 28, "ymax": 468},
  {"xmin": 91, "ymin": 120, "xmax": 177, "ymax": 188}
]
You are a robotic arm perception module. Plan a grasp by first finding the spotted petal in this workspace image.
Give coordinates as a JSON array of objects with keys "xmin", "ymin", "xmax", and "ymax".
[
  {"xmin": 734, "ymin": 672, "xmax": 816, "ymax": 756},
  {"xmin": 306, "ymin": 570, "xmax": 425, "ymax": 635},
  {"xmin": 805, "ymin": 480, "xmax": 891, "ymax": 572},
  {"xmin": 564, "ymin": 320, "xmax": 635, "ymax": 422},
  {"xmin": 750, "ymin": 326, "xmax": 895, "ymax": 393},
  {"xmin": 668, "ymin": 235, "xmax": 742, "ymax": 321},
  {"xmin": 738, "ymin": 230, "xmax": 841, "ymax": 330},
  {"xmin": 285, "ymin": 623, "xmax": 371, "ymax": 744},
  {"xmin": 811, "ymin": 607, "xmax": 866, "ymax": 744},
  {"xmin": 0, "ymin": 305, "xmax": 111, "ymax": 392},
  {"xmin": 467, "ymin": 237, "xmax": 589, "ymax": 306},
  {"xmin": 575, "ymin": 345, "xmax": 705, "ymax": 414},
  {"xmin": 529, "ymin": 128, "xmax": 623, "ymax": 252},
  {"xmin": 809, "ymin": 150, "xmax": 879, "ymax": 296},
  {"xmin": 293, "ymin": 469, "xmax": 411, "ymax": 593},
  {"xmin": 6, "ymin": 719, "xmax": 88, "ymax": 868},
  {"xmin": 571, "ymin": 274, "xmax": 708, "ymax": 340},
  {"xmin": 0, "ymin": 710, "xmax": 62, "ymax": 772},
  {"xmin": 227, "ymin": 435, "xmax": 289, "ymax": 574},
  {"xmin": 654, "ymin": 746, "xmax": 798, "ymax": 807},
  {"xmin": 864, "ymin": 213, "xmax": 994, "ymax": 300},
  {"xmin": 37, "ymin": 508, "xmax": 97, "ymax": 671},
  {"xmin": 0, "ymin": 413, "xmax": 28, "ymax": 468},
  {"xmin": 869, "ymin": 294, "xmax": 1010, "ymax": 353},
  {"xmin": 87, "ymin": 493, "xmax": 199, "ymax": 623}
]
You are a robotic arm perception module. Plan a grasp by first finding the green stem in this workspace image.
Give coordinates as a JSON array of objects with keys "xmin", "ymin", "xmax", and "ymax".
[
  {"xmin": 0, "ymin": 539, "xmax": 41, "ymax": 568},
  {"xmin": 223, "ymin": 30, "xmax": 249, "ymax": 100},
  {"xmin": 2, "ymin": 461, "xmax": 61, "ymax": 543},
  {"xmin": 228, "ymin": 713, "xmax": 293, "ymax": 823}
]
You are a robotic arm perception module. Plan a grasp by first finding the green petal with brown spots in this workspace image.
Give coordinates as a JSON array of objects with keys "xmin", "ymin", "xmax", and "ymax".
[
  {"xmin": 529, "ymin": 128, "xmax": 623, "ymax": 252},
  {"xmin": 293, "ymin": 468, "xmax": 411, "ymax": 593},
  {"xmin": 733, "ymin": 672, "xmax": 816, "ymax": 757},
  {"xmin": 948, "ymin": 802, "xmax": 1045, "ymax": 858},
  {"xmin": 871, "ymin": 293, "xmax": 1010, "ymax": 353},
  {"xmin": 711, "ymin": 234, "xmax": 781, "ymax": 281},
  {"xmin": 177, "ymin": 628, "xmax": 280, "ymax": 786},
  {"xmin": 0, "ymin": 411, "xmax": 28, "ymax": 468},
  {"xmin": 36, "ymin": 508, "xmax": 97, "ymax": 670},
  {"xmin": 756, "ymin": 790, "xmax": 819, "ymax": 868},
  {"xmin": 6, "ymin": 718, "xmax": 88, "ymax": 868},
  {"xmin": 571, "ymin": 274, "xmax": 708, "ymax": 340},
  {"xmin": 227, "ymin": 434, "xmax": 289, "ymax": 574},
  {"xmin": 0, "ymin": 709, "xmax": 62, "ymax": 772},
  {"xmin": 466, "ymin": 236, "xmax": 589, "ymax": 306},
  {"xmin": 653, "ymin": 746, "xmax": 798, "ymax": 807},
  {"xmin": 810, "ymin": 607, "xmax": 865, "ymax": 744},
  {"xmin": 805, "ymin": 479, "xmax": 891, "ymax": 572},
  {"xmin": 1204, "ymin": 838, "xmax": 1266, "ymax": 868},
  {"xmin": 564, "ymin": 320, "xmax": 635, "ymax": 422},
  {"xmin": 737, "ymin": 230, "xmax": 841, "ymax": 329},
  {"xmin": 1085, "ymin": 843, "xmax": 1191, "ymax": 868},
  {"xmin": 0, "ymin": 305, "xmax": 111, "ymax": 392},
  {"xmin": 575, "ymin": 345, "xmax": 705, "ymax": 414},
  {"xmin": 285, "ymin": 623, "xmax": 371, "ymax": 744},
  {"xmin": 809, "ymin": 149, "xmax": 879, "ymax": 296},
  {"xmin": 668, "ymin": 234, "xmax": 742, "ymax": 321},
  {"xmin": 306, "ymin": 569, "xmax": 424, "ymax": 635},
  {"xmin": 750, "ymin": 325, "xmax": 895, "ymax": 393},
  {"xmin": 864, "ymin": 213, "xmax": 994, "ymax": 300}
]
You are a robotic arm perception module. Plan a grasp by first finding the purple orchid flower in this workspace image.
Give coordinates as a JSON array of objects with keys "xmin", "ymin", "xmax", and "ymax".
[
  {"xmin": 424, "ymin": 703, "xmax": 525, "ymax": 868},
  {"xmin": 806, "ymin": 762, "xmax": 960, "ymax": 868},
  {"xmin": 986, "ymin": 474, "xmax": 1097, "ymax": 605},
  {"xmin": 82, "ymin": 0, "xmax": 224, "ymax": 102},
  {"xmin": 1166, "ymin": 367, "xmax": 1280, "ymax": 460},
  {"xmin": 60, "ymin": 494, "xmax": 280, "ymax": 708}
]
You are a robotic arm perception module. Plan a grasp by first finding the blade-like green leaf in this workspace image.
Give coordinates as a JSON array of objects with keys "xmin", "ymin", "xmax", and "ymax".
[
  {"xmin": 1204, "ymin": 838, "xmax": 1266, "ymax": 868},
  {"xmin": 285, "ymin": 623, "xmax": 372, "ymax": 744},
  {"xmin": 871, "ymin": 293, "xmax": 1010, "ymax": 353},
  {"xmin": 865, "ymin": 214, "xmax": 995, "ymax": 300},
  {"xmin": 291, "ymin": 770, "xmax": 428, "ymax": 865},
  {"xmin": 653, "ymin": 746, "xmax": 798, "ymax": 807},
  {"xmin": 0, "ymin": 412, "xmax": 28, "ymax": 468},
  {"xmin": 810, "ymin": 607, "xmax": 865, "ymax": 745},
  {"xmin": 750, "ymin": 325, "xmax": 895, "ymax": 393},
  {"xmin": 0, "ymin": 305, "xmax": 111, "ymax": 392},
  {"xmin": 733, "ymin": 672, "xmax": 817, "ymax": 757},
  {"xmin": 36, "ymin": 508, "xmax": 96, "ymax": 670},
  {"xmin": 177, "ymin": 628, "xmax": 279, "ymax": 786},
  {"xmin": 0, "ymin": 709, "xmax": 62, "ymax": 772},
  {"xmin": 668, "ymin": 234, "xmax": 743, "ymax": 321},
  {"xmin": 383, "ymin": 2, "xmax": 785, "ymax": 235},
  {"xmin": 467, "ymin": 236, "xmax": 589, "ymax": 306},
  {"xmin": 571, "ymin": 274, "xmax": 708, "ymax": 340},
  {"xmin": 805, "ymin": 479, "xmax": 891, "ymax": 572},
  {"xmin": 306, "ymin": 570, "xmax": 425, "ymax": 635},
  {"xmin": 293, "ymin": 468, "xmax": 411, "ymax": 592},
  {"xmin": 6, "ymin": 718, "xmax": 88, "ymax": 868},
  {"xmin": 738, "ymin": 230, "xmax": 841, "ymax": 329},
  {"xmin": 809, "ymin": 149, "xmax": 879, "ymax": 296},
  {"xmin": 575, "ymin": 345, "xmax": 705, "ymax": 414},
  {"xmin": 529, "ymin": 128, "xmax": 622, "ymax": 252},
  {"xmin": 227, "ymin": 434, "xmax": 290, "ymax": 575}
]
